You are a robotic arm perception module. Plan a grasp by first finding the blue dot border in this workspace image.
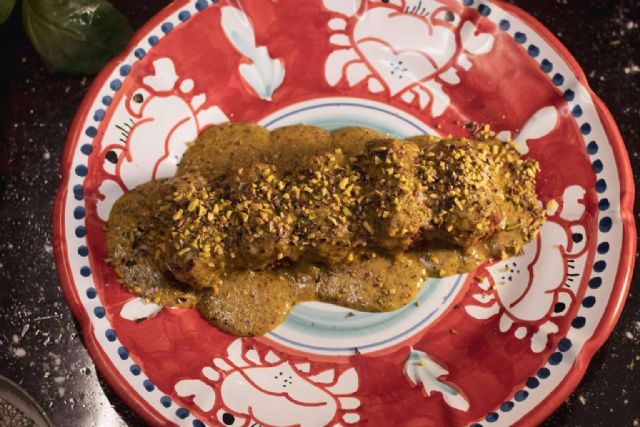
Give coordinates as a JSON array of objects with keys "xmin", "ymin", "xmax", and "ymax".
[
  {"xmin": 467, "ymin": 2, "xmax": 613, "ymax": 425},
  {"xmin": 70, "ymin": 1, "xmax": 219, "ymax": 424}
]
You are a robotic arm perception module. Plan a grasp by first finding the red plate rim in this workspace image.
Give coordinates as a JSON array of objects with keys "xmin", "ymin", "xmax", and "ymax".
[{"xmin": 52, "ymin": 1, "xmax": 636, "ymax": 425}]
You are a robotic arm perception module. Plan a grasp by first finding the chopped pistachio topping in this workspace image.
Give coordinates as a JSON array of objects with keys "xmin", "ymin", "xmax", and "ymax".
[{"xmin": 134, "ymin": 136, "xmax": 543, "ymax": 288}]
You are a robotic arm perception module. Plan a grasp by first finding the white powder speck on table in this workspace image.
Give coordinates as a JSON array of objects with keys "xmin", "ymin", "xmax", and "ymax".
[
  {"xmin": 12, "ymin": 348, "xmax": 27, "ymax": 358},
  {"xmin": 624, "ymin": 64, "xmax": 640, "ymax": 75}
]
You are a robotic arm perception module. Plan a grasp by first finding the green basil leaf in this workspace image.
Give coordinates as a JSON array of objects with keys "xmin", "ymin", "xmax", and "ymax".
[
  {"xmin": 0, "ymin": 0, "xmax": 15, "ymax": 25},
  {"xmin": 22, "ymin": 0, "xmax": 134, "ymax": 74}
]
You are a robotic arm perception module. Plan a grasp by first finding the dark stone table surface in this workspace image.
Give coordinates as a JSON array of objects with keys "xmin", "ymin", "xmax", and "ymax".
[{"xmin": 0, "ymin": 1, "xmax": 638, "ymax": 426}]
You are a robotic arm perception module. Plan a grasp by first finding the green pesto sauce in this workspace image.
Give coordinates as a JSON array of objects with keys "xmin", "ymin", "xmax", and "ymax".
[{"xmin": 106, "ymin": 123, "xmax": 543, "ymax": 336}]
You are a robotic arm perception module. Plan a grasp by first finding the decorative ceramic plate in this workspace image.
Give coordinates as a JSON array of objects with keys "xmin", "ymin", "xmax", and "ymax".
[{"xmin": 53, "ymin": 0, "xmax": 635, "ymax": 425}]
